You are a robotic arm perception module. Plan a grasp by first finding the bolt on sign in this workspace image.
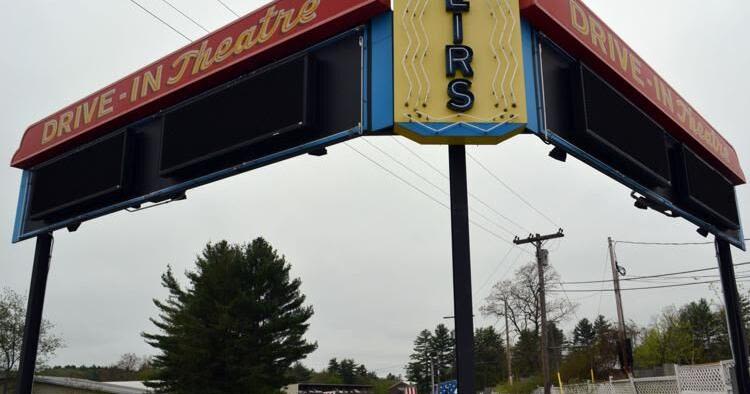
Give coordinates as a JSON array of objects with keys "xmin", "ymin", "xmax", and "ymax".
[{"xmin": 393, "ymin": 0, "xmax": 528, "ymax": 144}]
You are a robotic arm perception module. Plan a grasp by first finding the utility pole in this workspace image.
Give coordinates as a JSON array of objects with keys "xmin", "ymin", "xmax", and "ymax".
[
  {"xmin": 514, "ymin": 229, "xmax": 565, "ymax": 394},
  {"xmin": 504, "ymin": 300, "xmax": 513, "ymax": 385},
  {"xmin": 607, "ymin": 237, "xmax": 630, "ymax": 376}
]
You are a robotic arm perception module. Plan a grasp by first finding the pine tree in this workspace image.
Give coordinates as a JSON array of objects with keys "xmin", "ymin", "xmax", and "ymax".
[
  {"xmin": 474, "ymin": 326, "xmax": 505, "ymax": 389},
  {"xmin": 142, "ymin": 238, "xmax": 317, "ymax": 393},
  {"xmin": 573, "ymin": 318, "xmax": 596, "ymax": 347},
  {"xmin": 512, "ymin": 329, "xmax": 539, "ymax": 377},
  {"xmin": 592, "ymin": 315, "xmax": 611, "ymax": 340},
  {"xmin": 406, "ymin": 329, "xmax": 434, "ymax": 393},
  {"xmin": 431, "ymin": 324, "xmax": 455, "ymax": 382}
]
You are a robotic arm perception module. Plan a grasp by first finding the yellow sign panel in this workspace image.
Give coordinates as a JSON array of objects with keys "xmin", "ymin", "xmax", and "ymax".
[{"xmin": 393, "ymin": 0, "xmax": 527, "ymax": 144}]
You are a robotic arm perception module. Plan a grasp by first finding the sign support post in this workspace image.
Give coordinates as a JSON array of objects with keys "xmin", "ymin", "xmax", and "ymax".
[
  {"xmin": 16, "ymin": 232, "xmax": 54, "ymax": 394},
  {"xmin": 715, "ymin": 238, "xmax": 750, "ymax": 391},
  {"xmin": 448, "ymin": 145, "xmax": 476, "ymax": 394}
]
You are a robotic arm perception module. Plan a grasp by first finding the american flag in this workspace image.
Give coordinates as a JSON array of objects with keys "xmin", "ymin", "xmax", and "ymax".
[
  {"xmin": 438, "ymin": 380, "xmax": 457, "ymax": 394},
  {"xmin": 404, "ymin": 385, "xmax": 417, "ymax": 394}
]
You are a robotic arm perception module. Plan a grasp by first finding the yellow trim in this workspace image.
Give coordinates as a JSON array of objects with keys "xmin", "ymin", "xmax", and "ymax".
[{"xmin": 393, "ymin": 123, "xmax": 525, "ymax": 145}]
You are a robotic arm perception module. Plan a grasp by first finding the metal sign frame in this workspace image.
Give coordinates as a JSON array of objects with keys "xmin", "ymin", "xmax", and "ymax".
[
  {"xmin": 12, "ymin": 24, "xmax": 383, "ymax": 243},
  {"xmin": 521, "ymin": 28, "xmax": 745, "ymax": 250}
]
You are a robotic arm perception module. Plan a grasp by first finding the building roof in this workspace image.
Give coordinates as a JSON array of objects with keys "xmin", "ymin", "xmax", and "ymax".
[{"xmin": 33, "ymin": 376, "xmax": 150, "ymax": 393}]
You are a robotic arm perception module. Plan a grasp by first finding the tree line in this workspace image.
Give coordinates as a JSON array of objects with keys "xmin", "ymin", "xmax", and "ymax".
[{"xmin": 409, "ymin": 260, "xmax": 750, "ymax": 389}]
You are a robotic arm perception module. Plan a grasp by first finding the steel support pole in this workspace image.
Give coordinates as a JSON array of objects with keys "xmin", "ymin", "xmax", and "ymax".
[
  {"xmin": 16, "ymin": 233, "xmax": 54, "ymax": 394},
  {"xmin": 715, "ymin": 238, "xmax": 750, "ymax": 392},
  {"xmin": 448, "ymin": 145, "xmax": 475, "ymax": 394}
]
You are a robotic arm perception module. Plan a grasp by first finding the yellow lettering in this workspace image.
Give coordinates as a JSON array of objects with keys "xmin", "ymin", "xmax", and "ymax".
[
  {"xmin": 236, "ymin": 27, "xmax": 258, "ymax": 54},
  {"xmin": 297, "ymin": 0, "xmax": 319, "ymax": 25},
  {"xmin": 169, "ymin": 50, "xmax": 199, "ymax": 85},
  {"xmin": 589, "ymin": 17, "xmax": 607, "ymax": 55},
  {"xmin": 614, "ymin": 39, "xmax": 629, "ymax": 72},
  {"xmin": 214, "ymin": 37, "xmax": 234, "ymax": 63},
  {"xmin": 192, "ymin": 41, "xmax": 214, "ymax": 74},
  {"xmin": 629, "ymin": 56, "xmax": 644, "ymax": 86},
  {"xmin": 606, "ymin": 32, "xmax": 616, "ymax": 61},
  {"xmin": 258, "ymin": 6, "xmax": 280, "ymax": 43},
  {"xmin": 130, "ymin": 76, "xmax": 140, "ymax": 102},
  {"xmin": 98, "ymin": 89, "xmax": 115, "ymax": 118},
  {"xmin": 41, "ymin": 120, "xmax": 57, "ymax": 144},
  {"xmin": 279, "ymin": 8, "xmax": 298, "ymax": 33},
  {"xmin": 141, "ymin": 65, "xmax": 163, "ymax": 98},
  {"xmin": 83, "ymin": 98, "xmax": 99, "ymax": 124},
  {"xmin": 58, "ymin": 111, "xmax": 74, "ymax": 136},
  {"xmin": 73, "ymin": 105, "xmax": 82, "ymax": 129},
  {"xmin": 675, "ymin": 100, "xmax": 688, "ymax": 123},
  {"xmin": 656, "ymin": 78, "xmax": 674, "ymax": 112},
  {"xmin": 569, "ymin": 0, "xmax": 589, "ymax": 35}
]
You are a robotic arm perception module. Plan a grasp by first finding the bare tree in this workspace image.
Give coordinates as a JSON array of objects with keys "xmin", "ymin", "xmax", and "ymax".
[
  {"xmin": 480, "ymin": 262, "xmax": 577, "ymax": 336},
  {"xmin": 0, "ymin": 288, "xmax": 63, "ymax": 394},
  {"xmin": 115, "ymin": 353, "xmax": 140, "ymax": 372}
]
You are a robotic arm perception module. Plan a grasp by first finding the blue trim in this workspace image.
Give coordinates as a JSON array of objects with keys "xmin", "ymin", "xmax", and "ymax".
[
  {"xmin": 368, "ymin": 11, "xmax": 394, "ymax": 132},
  {"xmin": 14, "ymin": 127, "xmax": 363, "ymax": 243},
  {"xmin": 397, "ymin": 122, "xmax": 524, "ymax": 140},
  {"xmin": 521, "ymin": 19, "xmax": 541, "ymax": 133},
  {"xmin": 13, "ymin": 27, "xmax": 369, "ymax": 243},
  {"xmin": 12, "ymin": 171, "xmax": 31, "ymax": 243},
  {"xmin": 536, "ymin": 129, "xmax": 746, "ymax": 250},
  {"xmin": 362, "ymin": 22, "xmax": 369, "ymax": 131}
]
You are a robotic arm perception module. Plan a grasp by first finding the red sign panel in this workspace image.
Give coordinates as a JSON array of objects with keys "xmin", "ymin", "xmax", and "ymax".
[
  {"xmin": 11, "ymin": 0, "xmax": 389, "ymax": 169},
  {"xmin": 521, "ymin": 0, "xmax": 745, "ymax": 184}
]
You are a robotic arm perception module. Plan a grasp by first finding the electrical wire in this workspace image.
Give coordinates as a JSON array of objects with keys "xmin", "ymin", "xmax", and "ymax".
[
  {"xmin": 595, "ymin": 247, "xmax": 610, "ymax": 316},
  {"xmin": 361, "ymin": 139, "xmax": 518, "ymax": 237},
  {"xmin": 473, "ymin": 246, "xmax": 515, "ymax": 298},
  {"xmin": 615, "ymin": 238, "xmax": 750, "ymax": 246},
  {"xmin": 159, "ymin": 0, "xmax": 210, "ymax": 33},
  {"xmin": 215, "ymin": 0, "xmax": 240, "ymax": 17},
  {"xmin": 548, "ymin": 278, "xmax": 750, "ymax": 293},
  {"xmin": 390, "ymin": 137, "xmax": 531, "ymax": 233},
  {"xmin": 128, "ymin": 0, "xmax": 192, "ymax": 41},
  {"xmin": 344, "ymin": 142, "xmax": 530, "ymax": 252},
  {"xmin": 559, "ymin": 261, "xmax": 750, "ymax": 285},
  {"xmin": 466, "ymin": 150, "xmax": 559, "ymax": 229},
  {"xmin": 556, "ymin": 278, "xmax": 581, "ymax": 323}
]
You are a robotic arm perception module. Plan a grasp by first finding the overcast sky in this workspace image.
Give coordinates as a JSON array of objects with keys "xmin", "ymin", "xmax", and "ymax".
[{"xmin": 1, "ymin": 0, "xmax": 749, "ymax": 377}]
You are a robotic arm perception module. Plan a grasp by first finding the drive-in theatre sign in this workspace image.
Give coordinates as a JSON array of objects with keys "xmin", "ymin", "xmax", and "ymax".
[{"xmin": 9, "ymin": 1, "xmax": 748, "ymax": 393}]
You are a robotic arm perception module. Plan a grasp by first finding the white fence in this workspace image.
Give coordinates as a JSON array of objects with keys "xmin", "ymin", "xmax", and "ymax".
[{"xmin": 531, "ymin": 360, "xmax": 741, "ymax": 394}]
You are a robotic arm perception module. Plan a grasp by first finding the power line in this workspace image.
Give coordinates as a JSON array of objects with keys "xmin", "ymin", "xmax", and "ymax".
[
  {"xmin": 159, "ymin": 0, "xmax": 210, "ymax": 33},
  {"xmin": 215, "ymin": 0, "xmax": 240, "ymax": 17},
  {"xmin": 128, "ymin": 0, "xmax": 191, "ymax": 41},
  {"xmin": 345, "ymin": 142, "xmax": 449, "ymax": 209},
  {"xmin": 466, "ymin": 151, "xmax": 559, "ymax": 228},
  {"xmin": 344, "ymin": 142, "xmax": 528, "ymax": 252},
  {"xmin": 473, "ymin": 246, "xmax": 515, "ymax": 298},
  {"xmin": 556, "ymin": 279, "xmax": 581, "ymax": 323},
  {"xmin": 560, "ymin": 262, "xmax": 750, "ymax": 285},
  {"xmin": 595, "ymin": 247, "xmax": 610, "ymax": 316},
  {"xmin": 615, "ymin": 238, "xmax": 750, "ymax": 246},
  {"xmin": 361, "ymin": 139, "xmax": 517, "ymax": 237},
  {"xmin": 548, "ymin": 278, "xmax": 750, "ymax": 293},
  {"xmin": 390, "ymin": 137, "xmax": 530, "ymax": 233}
]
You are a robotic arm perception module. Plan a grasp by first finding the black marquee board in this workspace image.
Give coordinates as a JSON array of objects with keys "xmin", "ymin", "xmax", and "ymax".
[
  {"xmin": 15, "ymin": 28, "xmax": 366, "ymax": 241},
  {"xmin": 536, "ymin": 35, "xmax": 743, "ymax": 245}
]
